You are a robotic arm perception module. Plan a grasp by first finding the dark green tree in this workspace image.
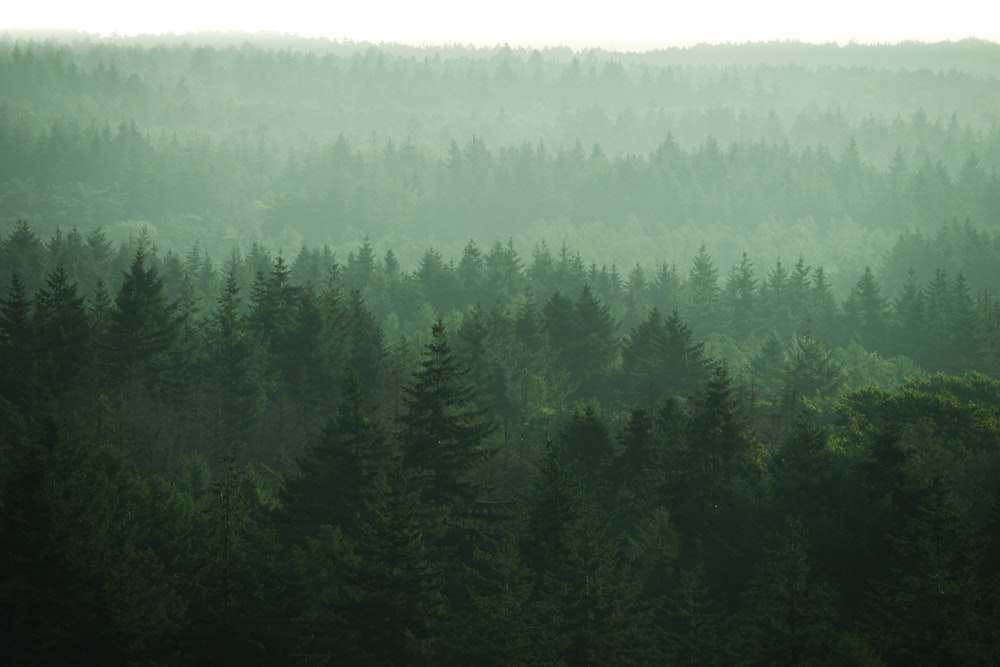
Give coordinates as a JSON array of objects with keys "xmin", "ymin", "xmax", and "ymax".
[
  {"xmin": 866, "ymin": 480, "xmax": 987, "ymax": 666},
  {"xmin": 282, "ymin": 372, "xmax": 392, "ymax": 543},
  {"xmin": 399, "ymin": 319, "xmax": 495, "ymax": 514},
  {"xmin": 107, "ymin": 245, "xmax": 179, "ymax": 389},
  {"xmin": 735, "ymin": 517, "xmax": 841, "ymax": 666},
  {"xmin": 0, "ymin": 273, "xmax": 35, "ymax": 408},
  {"xmin": 205, "ymin": 258, "xmax": 267, "ymax": 457},
  {"xmin": 347, "ymin": 463, "xmax": 447, "ymax": 666},
  {"xmin": 32, "ymin": 265, "xmax": 90, "ymax": 401}
]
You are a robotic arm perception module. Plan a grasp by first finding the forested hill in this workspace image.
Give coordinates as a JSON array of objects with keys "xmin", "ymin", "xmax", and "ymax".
[
  {"xmin": 4, "ymin": 35, "xmax": 1000, "ymax": 665},
  {"xmin": 1, "ymin": 36, "xmax": 1000, "ymax": 278}
]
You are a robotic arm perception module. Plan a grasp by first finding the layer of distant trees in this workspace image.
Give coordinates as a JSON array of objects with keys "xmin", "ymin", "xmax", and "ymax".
[{"xmin": 2, "ymin": 38, "xmax": 1000, "ymax": 280}]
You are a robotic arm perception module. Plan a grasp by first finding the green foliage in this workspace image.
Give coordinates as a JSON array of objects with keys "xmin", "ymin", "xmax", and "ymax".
[
  {"xmin": 400, "ymin": 319, "xmax": 495, "ymax": 513},
  {"xmin": 4, "ymin": 36, "xmax": 1000, "ymax": 663},
  {"xmin": 0, "ymin": 417, "xmax": 185, "ymax": 664}
]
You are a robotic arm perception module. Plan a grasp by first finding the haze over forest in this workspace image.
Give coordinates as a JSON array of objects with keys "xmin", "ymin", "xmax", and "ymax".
[{"xmin": 3, "ymin": 24, "xmax": 1000, "ymax": 666}]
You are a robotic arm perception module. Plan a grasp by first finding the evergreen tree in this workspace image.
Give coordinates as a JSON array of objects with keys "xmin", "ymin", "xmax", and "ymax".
[
  {"xmin": 399, "ymin": 319, "xmax": 495, "ymax": 514},
  {"xmin": 205, "ymin": 258, "xmax": 267, "ymax": 456},
  {"xmin": 787, "ymin": 329, "xmax": 844, "ymax": 399},
  {"xmin": 0, "ymin": 420, "xmax": 185, "ymax": 664},
  {"xmin": 725, "ymin": 252, "xmax": 759, "ymax": 338},
  {"xmin": 608, "ymin": 408, "xmax": 668, "ymax": 520},
  {"xmin": 735, "ymin": 518, "xmax": 841, "ymax": 666},
  {"xmin": 0, "ymin": 273, "xmax": 35, "ymax": 408},
  {"xmin": 570, "ymin": 284, "xmax": 618, "ymax": 401},
  {"xmin": 660, "ymin": 565, "xmax": 734, "ymax": 667},
  {"xmin": 680, "ymin": 363, "xmax": 761, "ymax": 605},
  {"xmin": 842, "ymin": 266, "xmax": 889, "ymax": 351},
  {"xmin": 282, "ymin": 372, "xmax": 392, "ymax": 543},
  {"xmin": 185, "ymin": 451, "xmax": 284, "ymax": 665},
  {"xmin": 347, "ymin": 464, "xmax": 446, "ymax": 665},
  {"xmin": 662, "ymin": 308, "xmax": 710, "ymax": 396},
  {"xmin": 686, "ymin": 244, "xmax": 723, "ymax": 335},
  {"xmin": 107, "ymin": 245, "xmax": 179, "ymax": 388},
  {"xmin": 523, "ymin": 439, "xmax": 657, "ymax": 665},
  {"xmin": 622, "ymin": 307, "xmax": 670, "ymax": 407},
  {"xmin": 761, "ymin": 258, "xmax": 795, "ymax": 339},
  {"xmin": 32, "ymin": 265, "xmax": 90, "ymax": 401},
  {"xmin": 866, "ymin": 480, "xmax": 987, "ymax": 665},
  {"xmin": 890, "ymin": 269, "xmax": 926, "ymax": 362}
]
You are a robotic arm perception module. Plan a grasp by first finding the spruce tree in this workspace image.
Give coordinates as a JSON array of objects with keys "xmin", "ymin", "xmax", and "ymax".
[
  {"xmin": 0, "ymin": 273, "xmax": 34, "ymax": 408},
  {"xmin": 32, "ymin": 265, "xmax": 90, "ymax": 400},
  {"xmin": 107, "ymin": 246, "xmax": 178, "ymax": 386},
  {"xmin": 399, "ymin": 319, "xmax": 495, "ymax": 514},
  {"xmin": 282, "ymin": 372, "xmax": 391, "ymax": 544}
]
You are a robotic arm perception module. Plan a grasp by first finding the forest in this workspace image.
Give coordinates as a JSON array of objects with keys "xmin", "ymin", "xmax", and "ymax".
[{"xmin": 2, "ymin": 33, "xmax": 1000, "ymax": 665}]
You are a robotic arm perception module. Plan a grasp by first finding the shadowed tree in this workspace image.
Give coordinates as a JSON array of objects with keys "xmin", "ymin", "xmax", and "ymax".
[
  {"xmin": 0, "ymin": 273, "xmax": 35, "ymax": 408},
  {"xmin": 107, "ymin": 245, "xmax": 179, "ymax": 391},
  {"xmin": 400, "ymin": 319, "xmax": 495, "ymax": 517},
  {"xmin": 32, "ymin": 265, "xmax": 90, "ymax": 402}
]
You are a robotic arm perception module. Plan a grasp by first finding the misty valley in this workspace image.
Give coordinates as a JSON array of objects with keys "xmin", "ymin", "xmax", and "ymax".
[{"xmin": 2, "ymin": 35, "xmax": 1000, "ymax": 665}]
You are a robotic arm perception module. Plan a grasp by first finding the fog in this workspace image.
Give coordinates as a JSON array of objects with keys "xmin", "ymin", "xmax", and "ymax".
[
  {"xmin": 4, "ymin": 13, "xmax": 1000, "ymax": 667},
  {"xmin": 4, "ymin": 0, "xmax": 1000, "ymax": 48}
]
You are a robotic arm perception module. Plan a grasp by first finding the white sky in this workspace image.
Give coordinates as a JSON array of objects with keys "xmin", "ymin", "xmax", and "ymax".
[{"xmin": 3, "ymin": 1, "xmax": 999, "ymax": 50}]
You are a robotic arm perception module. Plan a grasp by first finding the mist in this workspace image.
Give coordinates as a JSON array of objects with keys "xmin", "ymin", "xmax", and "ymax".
[{"xmin": 2, "ymin": 24, "xmax": 1000, "ymax": 666}]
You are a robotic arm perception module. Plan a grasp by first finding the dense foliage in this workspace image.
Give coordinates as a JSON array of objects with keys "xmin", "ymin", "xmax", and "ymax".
[
  {"xmin": 2, "ymin": 223, "xmax": 1000, "ymax": 664},
  {"xmin": 3, "ymin": 35, "xmax": 1000, "ymax": 665}
]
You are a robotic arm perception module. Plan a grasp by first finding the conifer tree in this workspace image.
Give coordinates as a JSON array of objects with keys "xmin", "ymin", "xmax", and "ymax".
[
  {"xmin": 725, "ymin": 252, "xmax": 759, "ymax": 338},
  {"xmin": 32, "ymin": 265, "xmax": 90, "ymax": 401},
  {"xmin": 842, "ymin": 266, "xmax": 888, "ymax": 351},
  {"xmin": 866, "ymin": 480, "xmax": 987, "ymax": 665},
  {"xmin": 0, "ymin": 273, "xmax": 34, "ymax": 408},
  {"xmin": 206, "ymin": 260, "xmax": 267, "ymax": 456},
  {"xmin": 400, "ymin": 319, "xmax": 495, "ymax": 514},
  {"xmin": 685, "ymin": 244, "xmax": 722, "ymax": 335},
  {"xmin": 735, "ymin": 518, "xmax": 840, "ymax": 666},
  {"xmin": 660, "ymin": 565, "xmax": 733, "ymax": 667},
  {"xmin": 348, "ymin": 463, "xmax": 446, "ymax": 665},
  {"xmin": 107, "ymin": 245, "xmax": 178, "ymax": 387},
  {"xmin": 523, "ymin": 438, "xmax": 657, "ymax": 665},
  {"xmin": 282, "ymin": 372, "xmax": 391, "ymax": 544}
]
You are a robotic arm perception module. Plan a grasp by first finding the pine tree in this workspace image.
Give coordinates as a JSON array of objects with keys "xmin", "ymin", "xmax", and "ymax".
[
  {"xmin": 523, "ymin": 439, "xmax": 657, "ymax": 665},
  {"xmin": 735, "ymin": 518, "xmax": 840, "ymax": 666},
  {"xmin": 0, "ymin": 273, "xmax": 34, "ymax": 408},
  {"xmin": 662, "ymin": 308, "xmax": 710, "ymax": 396},
  {"xmin": 400, "ymin": 319, "xmax": 495, "ymax": 514},
  {"xmin": 761, "ymin": 258, "xmax": 795, "ymax": 339},
  {"xmin": 787, "ymin": 329, "xmax": 843, "ymax": 398},
  {"xmin": 842, "ymin": 266, "xmax": 888, "ymax": 352},
  {"xmin": 680, "ymin": 364, "xmax": 761, "ymax": 604},
  {"xmin": 32, "ymin": 265, "xmax": 90, "ymax": 401},
  {"xmin": 891, "ymin": 269, "xmax": 926, "ymax": 362},
  {"xmin": 866, "ymin": 480, "xmax": 987, "ymax": 665},
  {"xmin": 725, "ymin": 252, "xmax": 759, "ymax": 338},
  {"xmin": 282, "ymin": 372, "xmax": 392, "ymax": 543},
  {"xmin": 107, "ymin": 245, "xmax": 178, "ymax": 387},
  {"xmin": 660, "ymin": 565, "xmax": 733, "ymax": 667},
  {"xmin": 348, "ymin": 464, "xmax": 446, "ymax": 665},
  {"xmin": 0, "ymin": 420, "xmax": 185, "ymax": 664},
  {"xmin": 686, "ymin": 244, "xmax": 722, "ymax": 335},
  {"xmin": 185, "ymin": 451, "xmax": 284, "ymax": 665},
  {"xmin": 206, "ymin": 261, "xmax": 267, "ymax": 457}
]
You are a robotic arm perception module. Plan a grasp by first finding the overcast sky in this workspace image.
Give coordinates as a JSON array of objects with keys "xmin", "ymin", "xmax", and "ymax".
[{"xmin": 3, "ymin": 1, "xmax": 998, "ymax": 50}]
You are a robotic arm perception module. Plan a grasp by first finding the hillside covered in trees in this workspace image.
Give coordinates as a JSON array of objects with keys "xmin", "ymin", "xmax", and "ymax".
[{"xmin": 3, "ymin": 34, "xmax": 1000, "ymax": 665}]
